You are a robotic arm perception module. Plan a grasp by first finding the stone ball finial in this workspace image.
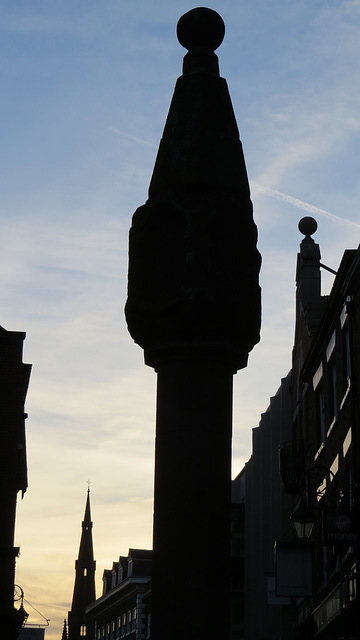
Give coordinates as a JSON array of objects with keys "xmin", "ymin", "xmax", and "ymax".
[
  {"xmin": 298, "ymin": 216, "xmax": 317, "ymax": 237},
  {"xmin": 177, "ymin": 7, "xmax": 225, "ymax": 52}
]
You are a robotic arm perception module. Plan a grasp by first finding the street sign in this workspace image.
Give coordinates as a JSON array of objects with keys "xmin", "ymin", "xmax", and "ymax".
[{"xmin": 323, "ymin": 510, "xmax": 359, "ymax": 546}]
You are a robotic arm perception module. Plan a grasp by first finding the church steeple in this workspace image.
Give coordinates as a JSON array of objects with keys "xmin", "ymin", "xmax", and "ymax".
[
  {"xmin": 61, "ymin": 619, "xmax": 68, "ymax": 640},
  {"xmin": 68, "ymin": 489, "xmax": 96, "ymax": 640}
]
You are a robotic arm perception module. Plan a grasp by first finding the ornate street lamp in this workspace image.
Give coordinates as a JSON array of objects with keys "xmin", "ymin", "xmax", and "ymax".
[
  {"xmin": 290, "ymin": 499, "xmax": 316, "ymax": 540},
  {"xmin": 14, "ymin": 585, "xmax": 29, "ymax": 628}
]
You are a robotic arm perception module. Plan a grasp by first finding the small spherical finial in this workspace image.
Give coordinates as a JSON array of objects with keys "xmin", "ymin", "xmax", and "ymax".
[
  {"xmin": 298, "ymin": 216, "xmax": 317, "ymax": 237},
  {"xmin": 177, "ymin": 7, "xmax": 225, "ymax": 52}
]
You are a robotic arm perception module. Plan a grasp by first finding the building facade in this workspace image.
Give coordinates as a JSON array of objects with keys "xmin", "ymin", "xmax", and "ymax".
[
  {"xmin": 0, "ymin": 326, "xmax": 31, "ymax": 639},
  {"xmin": 287, "ymin": 219, "xmax": 359, "ymax": 638},
  {"xmin": 240, "ymin": 374, "xmax": 295, "ymax": 639},
  {"xmin": 86, "ymin": 549, "xmax": 152, "ymax": 640},
  {"xmin": 240, "ymin": 217, "xmax": 359, "ymax": 639}
]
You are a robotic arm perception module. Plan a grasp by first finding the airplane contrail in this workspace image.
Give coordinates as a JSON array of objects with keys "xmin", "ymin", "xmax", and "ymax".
[
  {"xmin": 110, "ymin": 127, "xmax": 157, "ymax": 149},
  {"xmin": 109, "ymin": 130, "xmax": 359, "ymax": 230},
  {"xmin": 251, "ymin": 182, "xmax": 360, "ymax": 229}
]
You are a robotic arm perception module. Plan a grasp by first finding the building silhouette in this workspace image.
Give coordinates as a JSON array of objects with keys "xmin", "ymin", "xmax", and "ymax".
[
  {"xmin": 86, "ymin": 549, "xmax": 152, "ymax": 640},
  {"xmin": 238, "ymin": 217, "xmax": 359, "ymax": 639},
  {"xmin": 68, "ymin": 489, "xmax": 96, "ymax": 640},
  {"xmin": 61, "ymin": 620, "xmax": 68, "ymax": 640},
  {"xmin": 0, "ymin": 326, "xmax": 31, "ymax": 639}
]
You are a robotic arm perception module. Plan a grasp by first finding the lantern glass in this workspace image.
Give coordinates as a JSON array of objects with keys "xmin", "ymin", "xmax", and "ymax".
[{"xmin": 290, "ymin": 500, "xmax": 316, "ymax": 540}]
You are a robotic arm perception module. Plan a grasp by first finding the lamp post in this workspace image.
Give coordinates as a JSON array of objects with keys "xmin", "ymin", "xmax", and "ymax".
[
  {"xmin": 290, "ymin": 499, "xmax": 316, "ymax": 541},
  {"xmin": 8, "ymin": 585, "xmax": 29, "ymax": 639}
]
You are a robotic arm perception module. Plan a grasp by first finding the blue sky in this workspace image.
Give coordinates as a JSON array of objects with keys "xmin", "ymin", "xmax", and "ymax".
[{"xmin": 1, "ymin": 1, "xmax": 360, "ymax": 637}]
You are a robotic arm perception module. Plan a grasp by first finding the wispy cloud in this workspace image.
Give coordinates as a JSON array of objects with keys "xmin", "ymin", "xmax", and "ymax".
[
  {"xmin": 109, "ymin": 127, "xmax": 360, "ymax": 231},
  {"xmin": 252, "ymin": 182, "xmax": 360, "ymax": 229},
  {"xmin": 110, "ymin": 127, "xmax": 157, "ymax": 149}
]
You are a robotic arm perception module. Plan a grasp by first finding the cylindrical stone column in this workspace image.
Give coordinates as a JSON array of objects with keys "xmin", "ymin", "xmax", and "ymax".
[
  {"xmin": 152, "ymin": 358, "xmax": 233, "ymax": 638},
  {"xmin": 125, "ymin": 8, "xmax": 261, "ymax": 640}
]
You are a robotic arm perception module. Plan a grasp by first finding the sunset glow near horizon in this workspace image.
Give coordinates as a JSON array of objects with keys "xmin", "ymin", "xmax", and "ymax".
[{"xmin": 2, "ymin": 1, "xmax": 360, "ymax": 637}]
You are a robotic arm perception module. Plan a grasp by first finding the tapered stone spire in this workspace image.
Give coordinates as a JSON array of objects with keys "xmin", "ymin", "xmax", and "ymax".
[
  {"xmin": 125, "ymin": 8, "xmax": 261, "ymax": 640},
  {"xmin": 68, "ymin": 489, "xmax": 96, "ymax": 640},
  {"xmin": 125, "ymin": 7, "xmax": 261, "ymax": 373},
  {"xmin": 61, "ymin": 619, "xmax": 68, "ymax": 640}
]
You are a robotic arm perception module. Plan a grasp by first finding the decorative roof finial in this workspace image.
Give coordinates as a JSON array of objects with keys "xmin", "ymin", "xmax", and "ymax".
[
  {"xmin": 177, "ymin": 8, "xmax": 225, "ymax": 75},
  {"xmin": 298, "ymin": 216, "xmax": 318, "ymax": 238},
  {"xmin": 177, "ymin": 7, "xmax": 225, "ymax": 51}
]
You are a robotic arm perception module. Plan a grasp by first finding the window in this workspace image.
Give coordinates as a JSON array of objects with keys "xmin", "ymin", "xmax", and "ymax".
[
  {"xmin": 84, "ymin": 568, "xmax": 87, "ymax": 577},
  {"xmin": 343, "ymin": 427, "xmax": 352, "ymax": 457},
  {"xmin": 128, "ymin": 559, "xmax": 133, "ymax": 577},
  {"xmin": 345, "ymin": 325, "xmax": 351, "ymax": 377},
  {"xmin": 146, "ymin": 613, "xmax": 151, "ymax": 639},
  {"xmin": 343, "ymin": 444, "xmax": 353, "ymax": 508},
  {"xmin": 302, "ymin": 383, "xmax": 310, "ymax": 442},
  {"xmin": 341, "ymin": 321, "xmax": 351, "ymax": 401},
  {"xmin": 312, "ymin": 361, "xmax": 323, "ymax": 391},
  {"xmin": 327, "ymin": 361, "xmax": 338, "ymax": 434},
  {"xmin": 313, "ymin": 362, "xmax": 326, "ymax": 457},
  {"xmin": 315, "ymin": 385, "xmax": 326, "ymax": 450},
  {"xmin": 330, "ymin": 454, "xmax": 339, "ymax": 478},
  {"xmin": 80, "ymin": 625, "xmax": 86, "ymax": 637},
  {"xmin": 326, "ymin": 330, "xmax": 336, "ymax": 362},
  {"xmin": 132, "ymin": 608, "xmax": 136, "ymax": 631}
]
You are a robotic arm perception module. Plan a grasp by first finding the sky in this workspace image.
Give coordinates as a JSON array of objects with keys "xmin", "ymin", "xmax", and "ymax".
[{"xmin": 1, "ymin": 0, "xmax": 359, "ymax": 637}]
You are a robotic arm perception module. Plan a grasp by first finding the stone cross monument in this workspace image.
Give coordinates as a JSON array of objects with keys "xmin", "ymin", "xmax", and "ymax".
[{"xmin": 125, "ymin": 8, "xmax": 261, "ymax": 640}]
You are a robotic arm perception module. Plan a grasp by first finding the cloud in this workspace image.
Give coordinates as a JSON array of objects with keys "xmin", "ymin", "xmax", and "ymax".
[
  {"xmin": 252, "ymin": 183, "xmax": 360, "ymax": 229},
  {"xmin": 110, "ymin": 127, "xmax": 157, "ymax": 149},
  {"xmin": 4, "ymin": 3, "xmax": 360, "ymax": 640}
]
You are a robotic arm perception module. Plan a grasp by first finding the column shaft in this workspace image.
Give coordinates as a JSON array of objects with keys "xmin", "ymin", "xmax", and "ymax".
[{"xmin": 151, "ymin": 359, "xmax": 233, "ymax": 640}]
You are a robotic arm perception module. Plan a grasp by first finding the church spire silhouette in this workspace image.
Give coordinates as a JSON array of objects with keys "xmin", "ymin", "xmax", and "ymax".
[
  {"xmin": 61, "ymin": 619, "xmax": 68, "ymax": 640},
  {"xmin": 68, "ymin": 489, "xmax": 96, "ymax": 640}
]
